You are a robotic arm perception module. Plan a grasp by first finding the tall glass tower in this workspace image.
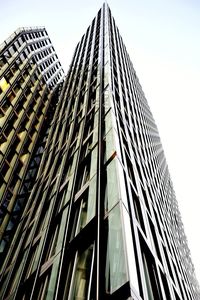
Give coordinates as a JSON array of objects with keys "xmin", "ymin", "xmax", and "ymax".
[{"xmin": 0, "ymin": 4, "xmax": 199, "ymax": 300}]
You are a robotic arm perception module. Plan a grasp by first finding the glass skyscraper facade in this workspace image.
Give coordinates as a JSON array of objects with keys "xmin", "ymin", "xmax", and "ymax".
[{"xmin": 0, "ymin": 4, "xmax": 199, "ymax": 300}]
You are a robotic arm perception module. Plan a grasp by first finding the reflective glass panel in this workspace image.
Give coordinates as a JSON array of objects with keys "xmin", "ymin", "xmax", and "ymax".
[
  {"xmin": 106, "ymin": 158, "xmax": 120, "ymax": 212},
  {"xmin": 76, "ymin": 176, "xmax": 96, "ymax": 235},
  {"xmin": 105, "ymin": 204, "xmax": 128, "ymax": 293},
  {"xmin": 70, "ymin": 245, "xmax": 93, "ymax": 300}
]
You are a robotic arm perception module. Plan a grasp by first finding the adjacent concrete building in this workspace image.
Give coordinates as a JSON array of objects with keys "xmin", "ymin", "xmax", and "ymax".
[{"xmin": 0, "ymin": 26, "xmax": 64, "ymax": 262}]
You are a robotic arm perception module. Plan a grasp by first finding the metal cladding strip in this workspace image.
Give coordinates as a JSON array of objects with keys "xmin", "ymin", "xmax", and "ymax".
[{"xmin": 96, "ymin": 4, "xmax": 105, "ymax": 300}]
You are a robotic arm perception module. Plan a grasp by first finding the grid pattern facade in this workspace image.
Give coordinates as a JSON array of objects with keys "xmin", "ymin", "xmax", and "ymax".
[
  {"xmin": 0, "ymin": 4, "xmax": 199, "ymax": 300},
  {"xmin": 0, "ymin": 27, "xmax": 64, "ymax": 263}
]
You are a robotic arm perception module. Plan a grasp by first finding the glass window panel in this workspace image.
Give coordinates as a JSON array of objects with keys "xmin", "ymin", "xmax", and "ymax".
[
  {"xmin": 62, "ymin": 181, "xmax": 72, "ymax": 207},
  {"xmin": 0, "ymin": 55, "xmax": 6, "ymax": 67},
  {"xmin": 35, "ymin": 272, "xmax": 51, "ymax": 299},
  {"xmin": 104, "ymin": 109, "xmax": 113, "ymax": 135},
  {"xmin": 7, "ymin": 90, "xmax": 15, "ymax": 102},
  {"xmin": 121, "ymin": 205, "xmax": 140, "ymax": 296},
  {"xmin": 56, "ymin": 206, "xmax": 69, "ymax": 253},
  {"xmin": 89, "ymin": 146, "xmax": 98, "ymax": 178},
  {"xmin": 87, "ymin": 175, "xmax": 96, "ymax": 222},
  {"xmin": 105, "ymin": 129, "xmax": 116, "ymax": 162},
  {"xmin": 70, "ymin": 245, "xmax": 93, "ymax": 300},
  {"xmin": 76, "ymin": 158, "xmax": 91, "ymax": 192},
  {"xmin": 44, "ymin": 223, "xmax": 60, "ymax": 261},
  {"xmin": 143, "ymin": 253, "xmax": 154, "ymax": 300},
  {"xmin": 76, "ymin": 198, "xmax": 89, "ymax": 235},
  {"xmin": 105, "ymin": 204, "xmax": 128, "ymax": 293},
  {"xmin": 18, "ymin": 37, "xmax": 23, "ymax": 45},
  {"xmin": 106, "ymin": 158, "xmax": 120, "ymax": 212},
  {"xmin": 4, "ymin": 248, "xmax": 28, "ymax": 297},
  {"xmin": 92, "ymin": 114, "xmax": 99, "ymax": 144},
  {"xmin": 46, "ymin": 254, "xmax": 61, "ymax": 300},
  {"xmin": 4, "ymin": 50, "xmax": 11, "ymax": 60},
  {"xmin": 5, "ymin": 70, "xmax": 13, "ymax": 82},
  {"xmin": 25, "ymin": 243, "xmax": 39, "ymax": 278},
  {"xmin": 140, "ymin": 237, "xmax": 162, "ymax": 300},
  {"xmin": 75, "ymin": 177, "xmax": 96, "ymax": 235},
  {"xmin": 0, "ymin": 77, "xmax": 10, "ymax": 92}
]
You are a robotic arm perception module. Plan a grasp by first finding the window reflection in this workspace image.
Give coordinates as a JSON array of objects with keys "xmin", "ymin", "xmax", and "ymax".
[
  {"xmin": 76, "ymin": 197, "xmax": 89, "ymax": 234},
  {"xmin": 0, "ymin": 77, "xmax": 10, "ymax": 92},
  {"xmin": 140, "ymin": 234, "xmax": 162, "ymax": 300},
  {"xmin": 105, "ymin": 204, "xmax": 128, "ymax": 294},
  {"xmin": 105, "ymin": 158, "xmax": 120, "ymax": 213},
  {"xmin": 74, "ymin": 177, "xmax": 96, "ymax": 236},
  {"xmin": 70, "ymin": 245, "xmax": 94, "ymax": 300}
]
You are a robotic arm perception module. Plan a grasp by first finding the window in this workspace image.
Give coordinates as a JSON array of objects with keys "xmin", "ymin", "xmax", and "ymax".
[
  {"xmin": 33, "ymin": 271, "xmax": 51, "ymax": 299},
  {"xmin": 105, "ymin": 205, "xmax": 128, "ymax": 294},
  {"xmin": 5, "ymin": 69, "xmax": 12, "ymax": 81},
  {"xmin": 0, "ymin": 107, "xmax": 4, "ymax": 118},
  {"xmin": 140, "ymin": 234, "xmax": 162, "ymax": 300},
  {"xmin": 76, "ymin": 159, "xmax": 91, "ymax": 192},
  {"xmin": 13, "ymin": 82, "xmax": 20, "ymax": 94},
  {"xmin": 0, "ymin": 77, "xmax": 9, "ymax": 92},
  {"xmin": 1, "ymin": 99, "xmax": 10, "ymax": 114},
  {"xmin": 74, "ymin": 181, "xmax": 96, "ymax": 236},
  {"xmin": 4, "ymin": 249, "xmax": 28, "ymax": 297},
  {"xmin": 14, "ymin": 40, "xmax": 20, "ymax": 49},
  {"xmin": 148, "ymin": 217, "xmax": 162, "ymax": 262},
  {"xmin": 9, "ymin": 46, "xmax": 15, "ymax": 56},
  {"xmin": 160, "ymin": 271, "xmax": 172, "ymax": 299},
  {"xmin": 0, "ymin": 55, "xmax": 6, "ymax": 68},
  {"xmin": 1, "ymin": 161, "xmax": 9, "ymax": 178},
  {"xmin": 43, "ymin": 219, "xmax": 61, "ymax": 264},
  {"xmin": 69, "ymin": 245, "xmax": 94, "ymax": 300},
  {"xmin": 132, "ymin": 191, "xmax": 146, "ymax": 234},
  {"xmin": 7, "ymin": 90, "xmax": 15, "ymax": 102},
  {"xmin": 105, "ymin": 158, "xmax": 120, "ymax": 212},
  {"xmin": 4, "ymin": 50, "xmax": 11, "ymax": 60},
  {"xmin": 18, "ymin": 37, "xmax": 23, "ymax": 45},
  {"xmin": 20, "ymin": 52, "xmax": 25, "ymax": 62},
  {"xmin": 4, "ymin": 120, "xmax": 13, "ymax": 137}
]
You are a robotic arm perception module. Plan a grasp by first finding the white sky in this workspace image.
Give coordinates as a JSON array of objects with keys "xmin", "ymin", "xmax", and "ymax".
[{"xmin": 1, "ymin": 0, "xmax": 200, "ymax": 284}]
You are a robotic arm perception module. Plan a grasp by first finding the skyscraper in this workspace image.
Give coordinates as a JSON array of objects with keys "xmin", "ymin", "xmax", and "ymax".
[
  {"xmin": 0, "ymin": 4, "xmax": 199, "ymax": 300},
  {"xmin": 0, "ymin": 27, "xmax": 64, "ymax": 262}
]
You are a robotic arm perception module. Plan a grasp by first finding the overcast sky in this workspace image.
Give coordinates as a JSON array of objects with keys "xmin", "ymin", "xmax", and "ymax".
[{"xmin": 1, "ymin": 0, "xmax": 200, "ymax": 284}]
